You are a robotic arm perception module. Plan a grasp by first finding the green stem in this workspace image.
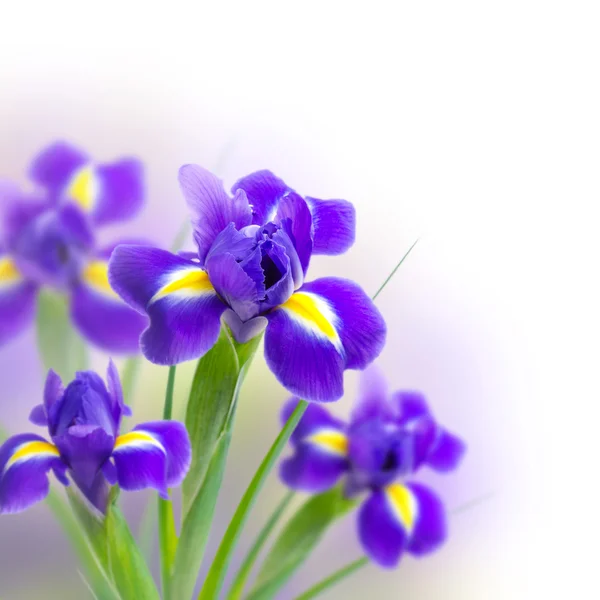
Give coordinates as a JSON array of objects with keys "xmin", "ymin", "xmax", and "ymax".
[
  {"xmin": 372, "ymin": 238, "xmax": 419, "ymax": 300},
  {"xmin": 197, "ymin": 400, "xmax": 308, "ymax": 600},
  {"xmin": 159, "ymin": 366, "xmax": 178, "ymax": 600},
  {"xmin": 227, "ymin": 490, "xmax": 295, "ymax": 600},
  {"xmin": 294, "ymin": 557, "xmax": 369, "ymax": 600}
]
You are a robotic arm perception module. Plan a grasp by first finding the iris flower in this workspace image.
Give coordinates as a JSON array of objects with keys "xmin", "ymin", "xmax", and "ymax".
[
  {"xmin": 279, "ymin": 367, "xmax": 466, "ymax": 567},
  {"xmin": 0, "ymin": 141, "xmax": 148, "ymax": 352},
  {"xmin": 109, "ymin": 166, "xmax": 386, "ymax": 402},
  {"xmin": 0, "ymin": 361, "xmax": 191, "ymax": 514}
]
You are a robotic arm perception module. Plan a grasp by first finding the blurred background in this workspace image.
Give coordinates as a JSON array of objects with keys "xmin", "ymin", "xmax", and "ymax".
[{"xmin": 1, "ymin": 1, "xmax": 598, "ymax": 598}]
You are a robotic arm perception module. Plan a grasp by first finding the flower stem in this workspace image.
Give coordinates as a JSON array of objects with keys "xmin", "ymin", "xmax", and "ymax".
[
  {"xmin": 372, "ymin": 238, "xmax": 419, "ymax": 300},
  {"xmin": 227, "ymin": 490, "xmax": 296, "ymax": 600},
  {"xmin": 159, "ymin": 366, "xmax": 178, "ymax": 600},
  {"xmin": 293, "ymin": 557, "xmax": 369, "ymax": 600},
  {"xmin": 197, "ymin": 399, "xmax": 309, "ymax": 600}
]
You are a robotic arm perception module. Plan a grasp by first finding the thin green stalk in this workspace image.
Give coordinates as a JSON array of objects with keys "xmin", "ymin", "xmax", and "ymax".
[
  {"xmin": 372, "ymin": 238, "xmax": 419, "ymax": 300},
  {"xmin": 227, "ymin": 490, "xmax": 296, "ymax": 600},
  {"xmin": 159, "ymin": 366, "xmax": 178, "ymax": 600},
  {"xmin": 197, "ymin": 400, "xmax": 309, "ymax": 600},
  {"xmin": 293, "ymin": 557, "xmax": 369, "ymax": 600}
]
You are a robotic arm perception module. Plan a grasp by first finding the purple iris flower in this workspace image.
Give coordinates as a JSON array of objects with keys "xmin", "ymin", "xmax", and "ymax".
[
  {"xmin": 0, "ymin": 361, "xmax": 191, "ymax": 514},
  {"xmin": 279, "ymin": 366, "xmax": 466, "ymax": 568},
  {"xmin": 108, "ymin": 166, "xmax": 386, "ymax": 402},
  {"xmin": 0, "ymin": 141, "xmax": 149, "ymax": 352}
]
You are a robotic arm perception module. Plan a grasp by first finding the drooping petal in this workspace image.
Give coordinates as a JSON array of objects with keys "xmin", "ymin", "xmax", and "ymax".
[
  {"xmin": 179, "ymin": 165, "xmax": 252, "ymax": 264},
  {"xmin": 281, "ymin": 398, "xmax": 346, "ymax": 445},
  {"xmin": 305, "ymin": 196, "xmax": 356, "ymax": 255},
  {"xmin": 109, "ymin": 245, "xmax": 227, "ymax": 364},
  {"xmin": 0, "ymin": 433, "xmax": 63, "ymax": 514},
  {"xmin": 0, "ymin": 255, "xmax": 38, "ymax": 345},
  {"xmin": 351, "ymin": 364, "xmax": 395, "ymax": 426},
  {"xmin": 111, "ymin": 421, "xmax": 191, "ymax": 497},
  {"xmin": 358, "ymin": 485, "xmax": 414, "ymax": 568},
  {"xmin": 71, "ymin": 257, "xmax": 148, "ymax": 354},
  {"xmin": 231, "ymin": 170, "xmax": 287, "ymax": 225},
  {"xmin": 426, "ymin": 430, "xmax": 466, "ymax": 473},
  {"xmin": 404, "ymin": 483, "xmax": 447, "ymax": 556},
  {"xmin": 28, "ymin": 141, "xmax": 89, "ymax": 194},
  {"xmin": 395, "ymin": 391, "xmax": 431, "ymax": 424},
  {"xmin": 275, "ymin": 192, "xmax": 313, "ymax": 276},
  {"xmin": 264, "ymin": 277, "xmax": 385, "ymax": 402}
]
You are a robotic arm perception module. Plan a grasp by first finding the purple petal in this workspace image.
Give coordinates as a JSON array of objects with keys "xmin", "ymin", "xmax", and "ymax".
[
  {"xmin": 395, "ymin": 391, "xmax": 431, "ymax": 424},
  {"xmin": 405, "ymin": 483, "xmax": 447, "ymax": 556},
  {"xmin": 29, "ymin": 405, "xmax": 48, "ymax": 427},
  {"xmin": 306, "ymin": 196, "xmax": 356, "ymax": 255},
  {"xmin": 112, "ymin": 421, "xmax": 191, "ymax": 496},
  {"xmin": 351, "ymin": 364, "xmax": 395, "ymax": 426},
  {"xmin": 71, "ymin": 260, "xmax": 148, "ymax": 354},
  {"xmin": 427, "ymin": 429, "xmax": 466, "ymax": 473},
  {"xmin": 358, "ymin": 488, "xmax": 409, "ymax": 568},
  {"xmin": 275, "ymin": 192, "xmax": 313, "ymax": 276},
  {"xmin": 92, "ymin": 158, "xmax": 144, "ymax": 226},
  {"xmin": 28, "ymin": 141, "xmax": 89, "ymax": 192},
  {"xmin": 222, "ymin": 311, "xmax": 268, "ymax": 344},
  {"xmin": 0, "ymin": 256, "xmax": 38, "ymax": 345},
  {"xmin": 0, "ymin": 433, "xmax": 63, "ymax": 514},
  {"xmin": 232, "ymin": 170, "xmax": 288, "ymax": 225},
  {"xmin": 300, "ymin": 277, "xmax": 386, "ymax": 370},
  {"xmin": 1, "ymin": 191, "xmax": 50, "ymax": 250},
  {"xmin": 43, "ymin": 369, "xmax": 65, "ymax": 431},
  {"xmin": 280, "ymin": 444, "xmax": 347, "ymax": 493},
  {"xmin": 106, "ymin": 359, "xmax": 132, "ymax": 420},
  {"xmin": 280, "ymin": 398, "xmax": 345, "ymax": 444},
  {"xmin": 178, "ymin": 165, "xmax": 252, "ymax": 264},
  {"xmin": 259, "ymin": 238, "xmax": 295, "ymax": 311}
]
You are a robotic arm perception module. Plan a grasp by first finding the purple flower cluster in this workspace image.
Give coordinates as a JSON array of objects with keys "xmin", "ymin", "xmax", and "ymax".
[
  {"xmin": 0, "ymin": 362, "xmax": 190, "ymax": 514},
  {"xmin": 109, "ymin": 166, "xmax": 386, "ymax": 402},
  {"xmin": 0, "ymin": 142, "xmax": 148, "ymax": 352},
  {"xmin": 280, "ymin": 366, "xmax": 466, "ymax": 567}
]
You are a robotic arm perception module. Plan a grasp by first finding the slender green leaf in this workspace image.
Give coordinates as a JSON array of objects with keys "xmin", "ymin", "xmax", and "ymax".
[
  {"xmin": 247, "ymin": 486, "xmax": 358, "ymax": 600},
  {"xmin": 36, "ymin": 289, "xmax": 88, "ymax": 381},
  {"xmin": 198, "ymin": 400, "xmax": 309, "ymax": 600},
  {"xmin": 372, "ymin": 238, "xmax": 419, "ymax": 301},
  {"xmin": 105, "ymin": 504, "xmax": 160, "ymax": 600},
  {"xmin": 170, "ymin": 431, "xmax": 232, "ymax": 600},
  {"xmin": 293, "ymin": 557, "xmax": 368, "ymax": 600},
  {"xmin": 228, "ymin": 491, "xmax": 295, "ymax": 600}
]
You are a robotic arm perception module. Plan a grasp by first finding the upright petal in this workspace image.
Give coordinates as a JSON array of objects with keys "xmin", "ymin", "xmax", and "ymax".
[
  {"xmin": 275, "ymin": 192, "xmax": 313, "ymax": 276},
  {"xmin": 179, "ymin": 165, "xmax": 252, "ymax": 264},
  {"xmin": 111, "ymin": 421, "xmax": 191, "ymax": 497},
  {"xmin": 0, "ymin": 255, "xmax": 38, "ymax": 345},
  {"xmin": 0, "ymin": 433, "xmax": 63, "ymax": 514},
  {"xmin": 28, "ymin": 141, "xmax": 89, "ymax": 193},
  {"xmin": 404, "ymin": 483, "xmax": 447, "ymax": 556},
  {"xmin": 264, "ymin": 277, "xmax": 385, "ymax": 402},
  {"xmin": 427, "ymin": 430, "xmax": 466, "ymax": 473},
  {"xmin": 305, "ymin": 196, "xmax": 356, "ymax": 255},
  {"xmin": 109, "ymin": 245, "xmax": 227, "ymax": 364},
  {"xmin": 71, "ymin": 256, "xmax": 148, "ymax": 354},
  {"xmin": 232, "ymin": 170, "xmax": 288, "ymax": 225},
  {"xmin": 351, "ymin": 364, "xmax": 395, "ymax": 426},
  {"xmin": 106, "ymin": 359, "xmax": 132, "ymax": 420}
]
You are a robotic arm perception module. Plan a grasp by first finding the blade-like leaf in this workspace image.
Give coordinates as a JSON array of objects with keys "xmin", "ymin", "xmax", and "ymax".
[
  {"xmin": 105, "ymin": 503, "xmax": 160, "ymax": 600},
  {"xmin": 247, "ymin": 487, "xmax": 358, "ymax": 600},
  {"xmin": 36, "ymin": 288, "xmax": 88, "ymax": 381}
]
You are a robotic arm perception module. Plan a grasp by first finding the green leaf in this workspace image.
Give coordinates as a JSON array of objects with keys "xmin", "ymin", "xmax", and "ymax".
[
  {"xmin": 105, "ymin": 503, "xmax": 161, "ymax": 600},
  {"xmin": 170, "ymin": 430, "xmax": 232, "ymax": 600},
  {"xmin": 246, "ymin": 486, "xmax": 358, "ymax": 600},
  {"xmin": 36, "ymin": 288, "xmax": 88, "ymax": 381}
]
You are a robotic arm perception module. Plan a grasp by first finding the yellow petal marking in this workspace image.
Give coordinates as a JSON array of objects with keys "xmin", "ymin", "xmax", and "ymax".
[
  {"xmin": 309, "ymin": 429, "xmax": 348, "ymax": 456},
  {"xmin": 114, "ymin": 431, "xmax": 164, "ymax": 452},
  {"xmin": 4, "ymin": 441, "xmax": 60, "ymax": 472},
  {"xmin": 150, "ymin": 269, "xmax": 213, "ymax": 304},
  {"xmin": 66, "ymin": 165, "xmax": 98, "ymax": 211},
  {"xmin": 83, "ymin": 261, "xmax": 119, "ymax": 298},
  {"xmin": 0, "ymin": 257, "xmax": 22, "ymax": 286},
  {"xmin": 385, "ymin": 483, "xmax": 418, "ymax": 531},
  {"xmin": 280, "ymin": 292, "xmax": 338, "ymax": 342}
]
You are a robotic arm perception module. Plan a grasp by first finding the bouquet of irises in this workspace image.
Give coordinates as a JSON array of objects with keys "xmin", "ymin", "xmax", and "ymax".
[{"xmin": 0, "ymin": 141, "xmax": 466, "ymax": 599}]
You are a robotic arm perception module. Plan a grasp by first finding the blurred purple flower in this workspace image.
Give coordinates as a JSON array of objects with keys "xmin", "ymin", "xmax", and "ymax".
[
  {"xmin": 0, "ymin": 361, "xmax": 191, "ymax": 514},
  {"xmin": 0, "ymin": 141, "xmax": 149, "ymax": 353},
  {"xmin": 109, "ymin": 166, "xmax": 386, "ymax": 402},
  {"xmin": 279, "ymin": 366, "xmax": 466, "ymax": 568}
]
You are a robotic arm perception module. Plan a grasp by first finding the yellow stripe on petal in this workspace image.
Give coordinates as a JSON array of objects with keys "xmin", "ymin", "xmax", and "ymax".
[
  {"xmin": 308, "ymin": 429, "xmax": 348, "ymax": 456},
  {"xmin": 114, "ymin": 431, "xmax": 165, "ymax": 452},
  {"xmin": 66, "ymin": 165, "xmax": 99, "ymax": 211},
  {"xmin": 385, "ymin": 483, "xmax": 418, "ymax": 532},
  {"xmin": 149, "ymin": 268, "xmax": 214, "ymax": 305},
  {"xmin": 4, "ymin": 441, "xmax": 60, "ymax": 472},
  {"xmin": 280, "ymin": 292, "xmax": 342, "ymax": 351},
  {"xmin": 83, "ymin": 261, "xmax": 119, "ymax": 299},
  {"xmin": 0, "ymin": 257, "xmax": 22, "ymax": 287}
]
